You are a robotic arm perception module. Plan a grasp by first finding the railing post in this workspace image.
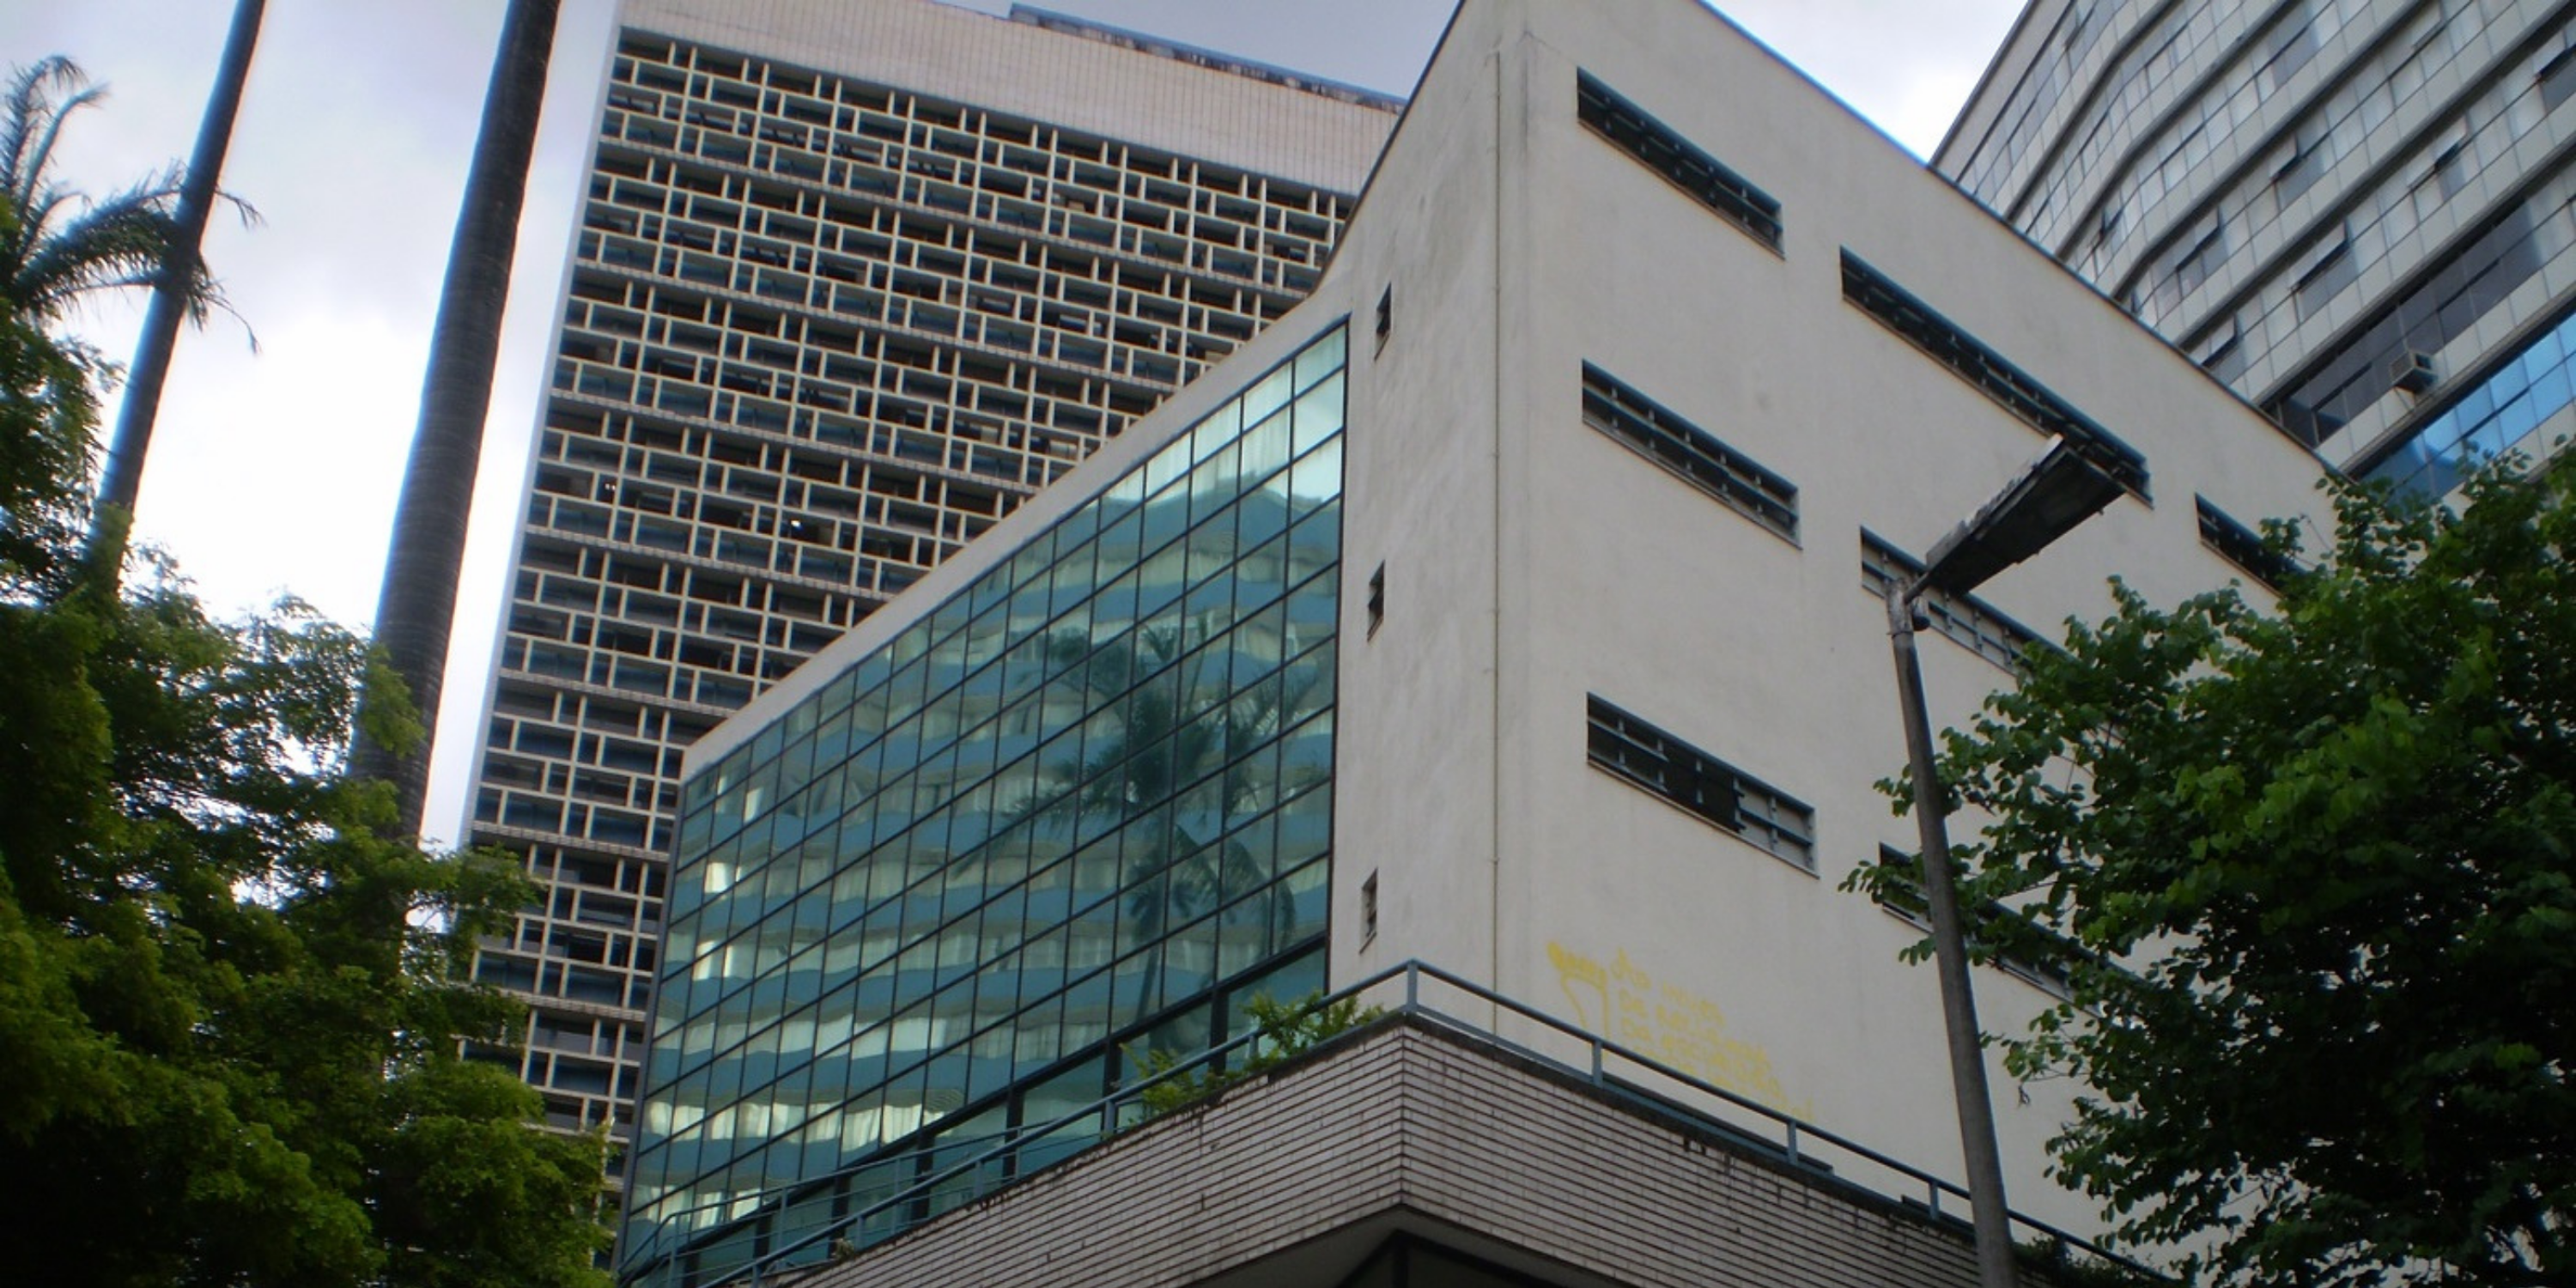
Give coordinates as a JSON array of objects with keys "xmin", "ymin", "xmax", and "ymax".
[
  {"xmin": 1404, "ymin": 959, "xmax": 1419, "ymax": 1012},
  {"xmin": 1785, "ymin": 1121, "xmax": 1801, "ymax": 1166},
  {"xmin": 1590, "ymin": 1036, "xmax": 1603, "ymax": 1084}
]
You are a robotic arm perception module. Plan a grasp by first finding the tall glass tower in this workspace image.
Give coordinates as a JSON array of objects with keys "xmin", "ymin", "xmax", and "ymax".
[{"xmin": 1941, "ymin": 0, "xmax": 2576, "ymax": 494}]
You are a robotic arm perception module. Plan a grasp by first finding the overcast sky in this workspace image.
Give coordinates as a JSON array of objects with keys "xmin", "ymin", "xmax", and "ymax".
[{"xmin": 11, "ymin": 0, "xmax": 2025, "ymax": 847}]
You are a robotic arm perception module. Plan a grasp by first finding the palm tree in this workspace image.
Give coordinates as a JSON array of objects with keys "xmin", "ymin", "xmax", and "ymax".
[
  {"xmin": 0, "ymin": 58, "xmax": 211, "ymax": 323},
  {"xmin": 92, "ymin": 0, "xmax": 266, "ymax": 579},
  {"xmin": 0, "ymin": 57, "xmax": 216, "ymax": 595},
  {"xmin": 353, "ymin": 0, "xmax": 561, "ymax": 839}
]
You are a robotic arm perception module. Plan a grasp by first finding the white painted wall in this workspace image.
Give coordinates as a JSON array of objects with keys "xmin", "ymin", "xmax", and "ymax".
[{"xmin": 1321, "ymin": 0, "xmax": 2333, "ymax": 1236}]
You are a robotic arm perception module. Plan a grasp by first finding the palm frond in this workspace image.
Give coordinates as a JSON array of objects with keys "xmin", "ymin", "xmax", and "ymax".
[
  {"xmin": 0, "ymin": 58, "xmax": 95, "ymax": 207},
  {"xmin": 0, "ymin": 61, "xmax": 227, "ymax": 326}
]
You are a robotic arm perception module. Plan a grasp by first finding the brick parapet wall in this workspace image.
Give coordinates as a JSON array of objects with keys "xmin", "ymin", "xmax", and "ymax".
[{"xmin": 800, "ymin": 1017, "xmax": 2061, "ymax": 1288}]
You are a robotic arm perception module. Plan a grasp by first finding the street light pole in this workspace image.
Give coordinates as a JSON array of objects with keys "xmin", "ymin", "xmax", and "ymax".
[
  {"xmin": 1887, "ymin": 581, "xmax": 2022, "ymax": 1288},
  {"xmin": 1887, "ymin": 435, "xmax": 2127, "ymax": 1288}
]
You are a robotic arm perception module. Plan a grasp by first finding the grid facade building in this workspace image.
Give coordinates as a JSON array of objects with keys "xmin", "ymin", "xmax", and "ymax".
[
  {"xmin": 459, "ymin": 0, "xmax": 1392, "ymax": 1146},
  {"xmin": 1939, "ymin": 0, "xmax": 2576, "ymax": 495},
  {"xmin": 616, "ymin": 0, "xmax": 2341, "ymax": 1283}
]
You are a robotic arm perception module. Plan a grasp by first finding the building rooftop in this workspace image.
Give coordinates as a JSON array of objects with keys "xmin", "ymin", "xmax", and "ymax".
[{"xmin": 1005, "ymin": 4, "xmax": 1409, "ymax": 113}]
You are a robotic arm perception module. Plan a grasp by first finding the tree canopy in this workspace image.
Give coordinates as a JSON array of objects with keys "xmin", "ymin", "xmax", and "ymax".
[
  {"xmin": 0, "ymin": 58, "xmax": 610, "ymax": 1288},
  {"xmin": 1860, "ymin": 466, "xmax": 2576, "ymax": 1287}
]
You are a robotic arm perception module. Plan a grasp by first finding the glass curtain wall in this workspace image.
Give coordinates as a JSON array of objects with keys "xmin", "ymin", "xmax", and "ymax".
[{"xmin": 620, "ymin": 325, "xmax": 1350, "ymax": 1283}]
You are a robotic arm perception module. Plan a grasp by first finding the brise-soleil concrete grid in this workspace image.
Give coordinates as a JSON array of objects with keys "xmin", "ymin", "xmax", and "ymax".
[{"xmin": 454, "ymin": 0, "xmax": 1395, "ymax": 1157}]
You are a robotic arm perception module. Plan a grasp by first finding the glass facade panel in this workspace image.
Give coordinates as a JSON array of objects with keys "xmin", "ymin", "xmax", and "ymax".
[
  {"xmin": 625, "ymin": 325, "xmax": 1348, "ymax": 1282},
  {"xmin": 2367, "ymin": 304, "xmax": 2576, "ymax": 497}
]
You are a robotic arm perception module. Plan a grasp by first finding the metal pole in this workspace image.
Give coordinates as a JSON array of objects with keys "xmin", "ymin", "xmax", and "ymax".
[
  {"xmin": 88, "ymin": 0, "xmax": 265, "ymax": 577},
  {"xmin": 1887, "ymin": 582, "xmax": 2019, "ymax": 1288}
]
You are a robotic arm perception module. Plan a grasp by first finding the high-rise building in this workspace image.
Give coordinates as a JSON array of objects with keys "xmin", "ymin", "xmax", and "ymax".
[
  {"xmin": 1939, "ymin": 0, "xmax": 2576, "ymax": 495},
  {"xmin": 456, "ymin": 0, "xmax": 1396, "ymax": 1150},
  {"xmin": 615, "ymin": 0, "xmax": 2336, "ymax": 1283}
]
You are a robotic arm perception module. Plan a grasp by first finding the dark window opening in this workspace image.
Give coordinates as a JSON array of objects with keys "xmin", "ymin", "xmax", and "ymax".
[
  {"xmin": 1840, "ymin": 251, "xmax": 2150, "ymax": 497},
  {"xmin": 1869, "ymin": 847, "xmax": 2079, "ymax": 997},
  {"xmin": 2196, "ymin": 496, "xmax": 2299, "ymax": 591},
  {"xmin": 1577, "ymin": 71, "xmax": 1783, "ymax": 252},
  {"xmin": 2199, "ymin": 326, "xmax": 2246, "ymax": 384},
  {"xmin": 2541, "ymin": 44, "xmax": 2576, "ymax": 111},
  {"xmin": 1375, "ymin": 285, "xmax": 1393, "ymax": 355},
  {"xmin": 1581, "ymin": 362, "xmax": 1799, "ymax": 540},
  {"xmin": 1587, "ymin": 695, "xmax": 1814, "ymax": 868},
  {"xmin": 1366, "ymin": 562, "xmax": 1386, "ymax": 638},
  {"xmin": 2273, "ymin": 125, "xmax": 2325, "ymax": 204},
  {"xmin": 2266, "ymin": 9, "xmax": 2318, "ymax": 87},
  {"xmin": 2432, "ymin": 137, "xmax": 2471, "ymax": 200},
  {"xmin": 2171, "ymin": 216, "xmax": 2226, "ymax": 299},
  {"xmin": 1860, "ymin": 533, "xmax": 2044, "ymax": 672},
  {"xmin": 2294, "ymin": 238, "xmax": 2357, "ymax": 319}
]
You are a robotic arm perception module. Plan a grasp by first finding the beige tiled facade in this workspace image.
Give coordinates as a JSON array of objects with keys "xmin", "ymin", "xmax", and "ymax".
[{"xmin": 805, "ymin": 1020, "xmax": 2042, "ymax": 1288}]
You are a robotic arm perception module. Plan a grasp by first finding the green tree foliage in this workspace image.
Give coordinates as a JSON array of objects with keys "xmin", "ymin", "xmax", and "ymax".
[
  {"xmin": 0, "ymin": 58, "xmax": 609, "ymax": 1288},
  {"xmin": 1858, "ymin": 466, "xmax": 2575, "ymax": 1287}
]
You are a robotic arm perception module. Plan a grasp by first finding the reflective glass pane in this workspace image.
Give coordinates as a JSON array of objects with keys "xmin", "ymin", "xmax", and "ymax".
[{"xmin": 637, "ymin": 326, "xmax": 1346, "ymax": 1265}]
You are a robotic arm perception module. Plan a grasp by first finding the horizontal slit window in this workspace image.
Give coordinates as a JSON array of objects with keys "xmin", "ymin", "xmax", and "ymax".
[
  {"xmin": 1587, "ymin": 695, "xmax": 1814, "ymax": 869},
  {"xmin": 1840, "ymin": 251, "xmax": 2149, "ymax": 499},
  {"xmin": 1860, "ymin": 532, "xmax": 2044, "ymax": 673},
  {"xmin": 1583, "ymin": 363, "xmax": 1798, "ymax": 540},
  {"xmin": 1577, "ymin": 71, "xmax": 1783, "ymax": 252},
  {"xmin": 2195, "ymin": 496, "xmax": 2297, "ymax": 591},
  {"xmin": 1869, "ymin": 847, "xmax": 2080, "ymax": 997}
]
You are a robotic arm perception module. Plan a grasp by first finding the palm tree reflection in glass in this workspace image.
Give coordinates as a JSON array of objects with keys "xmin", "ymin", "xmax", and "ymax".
[{"xmin": 1024, "ymin": 615, "xmax": 1329, "ymax": 1024}]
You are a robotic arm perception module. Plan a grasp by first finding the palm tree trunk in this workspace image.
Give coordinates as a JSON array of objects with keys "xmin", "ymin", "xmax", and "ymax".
[
  {"xmin": 352, "ymin": 0, "xmax": 561, "ymax": 840},
  {"xmin": 85, "ymin": 0, "xmax": 264, "ymax": 582}
]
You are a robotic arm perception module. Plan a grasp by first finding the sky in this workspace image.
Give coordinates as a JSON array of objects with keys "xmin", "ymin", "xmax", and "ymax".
[{"xmin": 9, "ymin": 0, "xmax": 2026, "ymax": 847}]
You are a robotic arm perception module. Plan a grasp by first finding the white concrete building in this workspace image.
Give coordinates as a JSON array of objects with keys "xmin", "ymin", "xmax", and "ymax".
[
  {"xmin": 618, "ymin": 0, "xmax": 2336, "ymax": 1283},
  {"xmin": 458, "ymin": 0, "xmax": 1395, "ymax": 1147}
]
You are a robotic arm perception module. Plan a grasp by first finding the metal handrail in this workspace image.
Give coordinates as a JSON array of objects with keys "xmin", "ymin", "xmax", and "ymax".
[{"xmin": 637, "ymin": 958, "xmax": 2143, "ymax": 1288}]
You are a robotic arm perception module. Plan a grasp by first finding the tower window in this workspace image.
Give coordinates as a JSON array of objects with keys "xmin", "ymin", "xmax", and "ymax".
[
  {"xmin": 2539, "ymin": 42, "xmax": 2576, "ymax": 110},
  {"xmin": 2293, "ymin": 237, "xmax": 2356, "ymax": 319}
]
